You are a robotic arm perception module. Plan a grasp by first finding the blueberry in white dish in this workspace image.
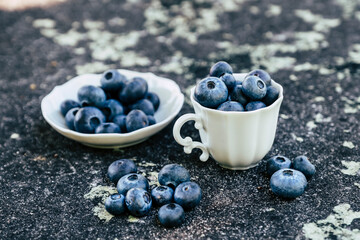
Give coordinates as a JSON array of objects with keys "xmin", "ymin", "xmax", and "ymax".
[
  {"xmin": 266, "ymin": 155, "xmax": 292, "ymax": 177},
  {"xmin": 194, "ymin": 77, "xmax": 228, "ymax": 109},
  {"xmin": 245, "ymin": 101, "xmax": 266, "ymax": 111},
  {"xmin": 263, "ymin": 86, "xmax": 279, "ymax": 106},
  {"xmin": 77, "ymin": 85, "xmax": 106, "ymax": 107},
  {"xmin": 74, "ymin": 106, "xmax": 106, "ymax": 133},
  {"xmin": 151, "ymin": 185, "xmax": 174, "ymax": 206},
  {"xmin": 95, "ymin": 122, "xmax": 121, "ymax": 133},
  {"xmin": 112, "ymin": 114, "xmax": 127, "ymax": 133},
  {"xmin": 65, "ymin": 107, "xmax": 80, "ymax": 131},
  {"xmin": 125, "ymin": 188, "xmax": 152, "ymax": 217},
  {"xmin": 117, "ymin": 173, "xmax": 149, "ymax": 195},
  {"xmin": 129, "ymin": 99, "xmax": 155, "ymax": 116},
  {"xmin": 60, "ymin": 99, "xmax": 81, "ymax": 116},
  {"xmin": 270, "ymin": 169, "xmax": 307, "ymax": 199},
  {"xmin": 100, "ymin": 99, "xmax": 124, "ymax": 121},
  {"xmin": 291, "ymin": 155, "xmax": 316, "ymax": 179},
  {"xmin": 158, "ymin": 164, "xmax": 190, "ymax": 189},
  {"xmin": 107, "ymin": 159, "xmax": 137, "ymax": 184},
  {"xmin": 146, "ymin": 92, "xmax": 160, "ymax": 111},
  {"xmin": 209, "ymin": 61, "xmax": 233, "ymax": 77},
  {"xmin": 147, "ymin": 115, "xmax": 156, "ymax": 126},
  {"xmin": 220, "ymin": 73, "xmax": 236, "ymax": 91},
  {"xmin": 158, "ymin": 203, "xmax": 185, "ymax": 228},
  {"xmin": 229, "ymin": 85, "xmax": 248, "ymax": 106},
  {"xmin": 100, "ymin": 69, "xmax": 128, "ymax": 92},
  {"xmin": 119, "ymin": 77, "xmax": 148, "ymax": 104},
  {"xmin": 246, "ymin": 69, "xmax": 272, "ymax": 86},
  {"xmin": 242, "ymin": 76, "xmax": 267, "ymax": 100},
  {"xmin": 104, "ymin": 194, "xmax": 126, "ymax": 215},
  {"xmin": 126, "ymin": 110, "xmax": 149, "ymax": 132},
  {"xmin": 174, "ymin": 181, "xmax": 202, "ymax": 210},
  {"xmin": 217, "ymin": 101, "xmax": 244, "ymax": 112}
]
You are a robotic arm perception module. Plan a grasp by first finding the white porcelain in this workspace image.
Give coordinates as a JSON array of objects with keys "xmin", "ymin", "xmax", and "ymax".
[
  {"xmin": 173, "ymin": 73, "xmax": 283, "ymax": 170},
  {"xmin": 41, "ymin": 69, "xmax": 184, "ymax": 148}
]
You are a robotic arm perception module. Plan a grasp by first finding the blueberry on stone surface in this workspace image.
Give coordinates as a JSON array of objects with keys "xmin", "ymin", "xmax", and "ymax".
[
  {"xmin": 107, "ymin": 159, "xmax": 137, "ymax": 184},
  {"xmin": 245, "ymin": 101, "xmax": 266, "ymax": 111},
  {"xmin": 229, "ymin": 85, "xmax": 248, "ymax": 106},
  {"xmin": 151, "ymin": 186, "xmax": 174, "ymax": 206},
  {"xmin": 194, "ymin": 77, "xmax": 228, "ymax": 109},
  {"xmin": 147, "ymin": 115, "xmax": 156, "ymax": 126},
  {"xmin": 292, "ymin": 155, "xmax": 316, "ymax": 179},
  {"xmin": 209, "ymin": 61, "xmax": 233, "ymax": 77},
  {"xmin": 117, "ymin": 173, "xmax": 149, "ymax": 195},
  {"xmin": 246, "ymin": 69, "xmax": 272, "ymax": 86},
  {"xmin": 263, "ymin": 86, "xmax": 279, "ymax": 106},
  {"xmin": 217, "ymin": 101, "xmax": 244, "ymax": 112},
  {"xmin": 158, "ymin": 164, "xmax": 191, "ymax": 189},
  {"xmin": 129, "ymin": 99, "xmax": 155, "ymax": 116},
  {"xmin": 74, "ymin": 106, "xmax": 106, "ymax": 133},
  {"xmin": 126, "ymin": 110, "xmax": 149, "ymax": 132},
  {"xmin": 95, "ymin": 122, "xmax": 121, "ymax": 133},
  {"xmin": 104, "ymin": 194, "xmax": 126, "ymax": 215},
  {"xmin": 158, "ymin": 203, "xmax": 185, "ymax": 228},
  {"xmin": 77, "ymin": 85, "xmax": 106, "ymax": 107},
  {"xmin": 174, "ymin": 181, "xmax": 202, "ymax": 210},
  {"xmin": 220, "ymin": 73, "xmax": 236, "ymax": 91},
  {"xmin": 266, "ymin": 155, "xmax": 292, "ymax": 177},
  {"xmin": 112, "ymin": 114, "xmax": 127, "ymax": 133},
  {"xmin": 60, "ymin": 99, "xmax": 81, "ymax": 116},
  {"xmin": 270, "ymin": 169, "xmax": 307, "ymax": 199},
  {"xmin": 100, "ymin": 99, "xmax": 124, "ymax": 121},
  {"xmin": 100, "ymin": 69, "xmax": 128, "ymax": 91},
  {"xmin": 65, "ymin": 107, "xmax": 80, "ymax": 130},
  {"xmin": 125, "ymin": 188, "xmax": 152, "ymax": 217},
  {"xmin": 146, "ymin": 92, "xmax": 160, "ymax": 111},
  {"xmin": 119, "ymin": 77, "xmax": 148, "ymax": 104},
  {"xmin": 242, "ymin": 76, "xmax": 267, "ymax": 100}
]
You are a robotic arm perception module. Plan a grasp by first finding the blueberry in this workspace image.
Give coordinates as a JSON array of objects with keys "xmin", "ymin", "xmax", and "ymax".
[
  {"xmin": 104, "ymin": 194, "xmax": 126, "ymax": 215},
  {"xmin": 266, "ymin": 155, "xmax": 292, "ymax": 177},
  {"xmin": 194, "ymin": 77, "xmax": 228, "ymax": 109},
  {"xmin": 95, "ymin": 122, "xmax": 121, "ymax": 133},
  {"xmin": 119, "ymin": 77, "xmax": 148, "ymax": 104},
  {"xmin": 217, "ymin": 101, "xmax": 244, "ymax": 112},
  {"xmin": 125, "ymin": 188, "xmax": 152, "ymax": 217},
  {"xmin": 126, "ymin": 110, "xmax": 149, "ymax": 132},
  {"xmin": 117, "ymin": 173, "xmax": 149, "ymax": 195},
  {"xmin": 74, "ymin": 106, "xmax": 106, "ymax": 133},
  {"xmin": 270, "ymin": 169, "xmax": 307, "ymax": 199},
  {"xmin": 60, "ymin": 99, "xmax": 81, "ymax": 116},
  {"xmin": 77, "ymin": 85, "xmax": 106, "ymax": 107},
  {"xmin": 107, "ymin": 159, "xmax": 137, "ymax": 184},
  {"xmin": 174, "ymin": 181, "xmax": 202, "ymax": 210},
  {"xmin": 112, "ymin": 114, "xmax": 127, "ymax": 133},
  {"xmin": 229, "ymin": 85, "xmax": 248, "ymax": 106},
  {"xmin": 209, "ymin": 61, "xmax": 233, "ymax": 77},
  {"xmin": 263, "ymin": 86, "xmax": 279, "ymax": 106},
  {"xmin": 246, "ymin": 69, "xmax": 272, "ymax": 86},
  {"xmin": 158, "ymin": 164, "xmax": 191, "ymax": 189},
  {"xmin": 100, "ymin": 99, "xmax": 124, "ymax": 121},
  {"xmin": 65, "ymin": 107, "xmax": 80, "ymax": 130},
  {"xmin": 146, "ymin": 92, "xmax": 160, "ymax": 111},
  {"xmin": 147, "ymin": 115, "xmax": 156, "ymax": 126},
  {"xmin": 242, "ymin": 76, "xmax": 267, "ymax": 100},
  {"xmin": 158, "ymin": 203, "xmax": 185, "ymax": 228},
  {"xmin": 100, "ymin": 69, "xmax": 128, "ymax": 91},
  {"xmin": 129, "ymin": 99, "xmax": 155, "ymax": 116},
  {"xmin": 220, "ymin": 73, "xmax": 236, "ymax": 91},
  {"xmin": 245, "ymin": 101, "xmax": 266, "ymax": 111},
  {"xmin": 151, "ymin": 186, "xmax": 174, "ymax": 206},
  {"xmin": 292, "ymin": 156, "xmax": 316, "ymax": 179}
]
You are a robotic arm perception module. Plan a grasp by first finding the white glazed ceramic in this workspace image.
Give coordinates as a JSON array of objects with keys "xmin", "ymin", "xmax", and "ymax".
[
  {"xmin": 173, "ymin": 73, "xmax": 283, "ymax": 170},
  {"xmin": 41, "ymin": 69, "xmax": 184, "ymax": 148}
]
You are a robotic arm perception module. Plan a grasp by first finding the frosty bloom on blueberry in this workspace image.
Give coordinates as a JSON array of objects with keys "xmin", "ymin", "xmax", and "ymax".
[{"xmin": 194, "ymin": 77, "xmax": 228, "ymax": 109}]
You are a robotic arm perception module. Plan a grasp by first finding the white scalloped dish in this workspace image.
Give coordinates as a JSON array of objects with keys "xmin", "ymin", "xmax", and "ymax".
[{"xmin": 41, "ymin": 69, "xmax": 184, "ymax": 148}]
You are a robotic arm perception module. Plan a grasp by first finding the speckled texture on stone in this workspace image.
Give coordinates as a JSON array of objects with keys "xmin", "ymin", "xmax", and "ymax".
[{"xmin": 0, "ymin": 0, "xmax": 359, "ymax": 239}]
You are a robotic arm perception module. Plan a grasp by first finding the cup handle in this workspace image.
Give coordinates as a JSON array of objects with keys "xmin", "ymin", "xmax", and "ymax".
[{"xmin": 173, "ymin": 113, "xmax": 209, "ymax": 162}]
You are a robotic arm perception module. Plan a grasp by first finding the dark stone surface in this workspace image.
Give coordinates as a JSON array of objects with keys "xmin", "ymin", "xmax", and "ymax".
[{"xmin": 1, "ymin": 0, "xmax": 360, "ymax": 239}]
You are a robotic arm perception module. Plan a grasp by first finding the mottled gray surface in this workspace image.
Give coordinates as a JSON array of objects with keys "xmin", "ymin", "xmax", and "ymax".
[{"xmin": 1, "ymin": 0, "xmax": 360, "ymax": 239}]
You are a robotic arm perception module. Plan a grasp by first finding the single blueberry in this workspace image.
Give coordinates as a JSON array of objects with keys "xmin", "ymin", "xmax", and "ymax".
[
  {"xmin": 270, "ymin": 169, "xmax": 308, "ymax": 199},
  {"xmin": 100, "ymin": 99, "xmax": 124, "ymax": 121},
  {"xmin": 291, "ymin": 156, "xmax": 316, "ymax": 179},
  {"xmin": 217, "ymin": 101, "xmax": 244, "ymax": 112},
  {"xmin": 245, "ymin": 101, "xmax": 266, "ymax": 111},
  {"xmin": 112, "ymin": 114, "xmax": 127, "ymax": 133},
  {"xmin": 194, "ymin": 77, "xmax": 228, "ymax": 109},
  {"xmin": 266, "ymin": 155, "xmax": 292, "ymax": 177},
  {"xmin": 151, "ymin": 186, "xmax": 174, "ymax": 206},
  {"xmin": 65, "ymin": 107, "xmax": 80, "ymax": 130},
  {"xmin": 119, "ymin": 77, "xmax": 148, "ymax": 104},
  {"xmin": 263, "ymin": 86, "xmax": 280, "ymax": 106},
  {"xmin": 246, "ymin": 69, "xmax": 272, "ymax": 86},
  {"xmin": 242, "ymin": 76, "xmax": 267, "ymax": 100},
  {"xmin": 77, "ymin": 85, "xmax": 106, "ymax": 107},
  {"xmin": 107, "ymin": 159, "xmax": 137, "ymax": 184},
  {"xmin": 60, "ymin": 99, "xmax": 81, "ymax": 116},
  {"xmin": 74, "ymin": 107, "xmax": 106, "ymax": 133},
  {"xmin": 220, "ymin": 73, "xmax": 236, "ymax": 91},
  {"xmin": 104, "ymin": 194, "xmax": 126, "ymax": 215},
  {"xmin": 128, "ymin": 99, "xmax": 155, "ymax": 116},
  {"xmin": 229, "ymin": 84, "xmax": 248, "ymax": 106},
  {"xmin": 174, "ymin": 181, "xmax": 202, "ymax": 210},
  {"xmin": 95, "ymin": 122, "xmax": 121, "ymax": 133},
  {"xmin": 100, "ymin": 69, "xmax": 128, "ymax": 91},
  {"xmin": 158, "ymin": 164, "xmax": 191, "ymax": 189},
  {"xmin": 125, "ymin": 188, "xmax": 152, "ymax": 217},
  {"xmin": 158, "ymin": 203, "xmax": 185, "ymax": 228},
  {"xmin": 209, "ymin": 61, "xmax": 233, "ymax": 77},
  {"xmin": 126, "ymin": 110, "xmax": 149, "ymax": 132},
  {"xmin": 146, "ymin": 92, "xmax": 160, "ymax": 111},
  {"xmin": 117, "ymin": 173, "xmax": 149, "ymax": 195},
  {"xmin": 147, "ymin": 115, "xmax": 156, "ymax": 126}
]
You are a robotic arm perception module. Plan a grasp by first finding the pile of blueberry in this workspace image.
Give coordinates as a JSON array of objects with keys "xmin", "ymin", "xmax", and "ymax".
[
  {"xmin": 60, "ymin": 69, "xmax": 160, "ymax": 134},
  {"xmin": 104, "ymin": 159, "xmax": 201, "ymax": 228},
  {"xmin": 266, "ymin": 155, "xmax": 316, "ymax": 199},
  {"xmin": 194, "ymin": 61, "xmax": 279, "ymax": 111}
]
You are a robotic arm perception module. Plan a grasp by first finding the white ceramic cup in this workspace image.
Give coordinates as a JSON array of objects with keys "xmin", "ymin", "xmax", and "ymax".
[{"xmin": 173, "ymin": 73, "xmax": 284, "ymax": 170}]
